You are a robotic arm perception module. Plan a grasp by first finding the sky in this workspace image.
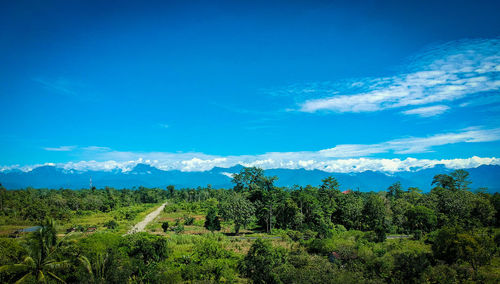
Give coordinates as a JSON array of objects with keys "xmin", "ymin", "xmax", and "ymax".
[{"xmin": 1, "ymin": 0, "xmax": 500, "ymax": 173}]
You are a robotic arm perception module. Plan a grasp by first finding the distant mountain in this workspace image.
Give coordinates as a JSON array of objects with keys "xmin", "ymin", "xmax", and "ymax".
[{"xmin": 1, "ymin": 163, "xmax": 499, "ymax": 192}]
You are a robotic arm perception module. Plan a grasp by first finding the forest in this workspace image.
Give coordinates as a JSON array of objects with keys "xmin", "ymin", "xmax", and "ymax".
[{"xmin": 0, "ymin": 167, "xmax": 499, "ymax": 283}]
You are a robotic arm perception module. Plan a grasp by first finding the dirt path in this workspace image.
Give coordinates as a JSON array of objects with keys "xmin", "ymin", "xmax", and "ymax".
[{"xmin": 126, "ymin": 201, "xmax": 168, "ymax": 235}]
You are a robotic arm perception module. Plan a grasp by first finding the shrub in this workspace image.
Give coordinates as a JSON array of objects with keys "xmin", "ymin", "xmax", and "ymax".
[
  {"xmin": 162, "ymin": 222, "xmax": 169, "ymax": 232},
  {"xmin": 104, "ymin": 220, "xmax": 118, "ymax": 229},
  {"xmin": 183, "ymin": 216, "xmax": 195, "ymax": 226}
]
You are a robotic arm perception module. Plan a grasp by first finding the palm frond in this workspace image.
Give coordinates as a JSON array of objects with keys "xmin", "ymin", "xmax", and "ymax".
[
  {"xmin": 14, "ymin": 272, "xmax": 33, "ymax": 284},
  {"xmin": 44, "ymin": 260, "xmax": 71, "ymax": 270},
  {"xmin": 77, "ymin": 255, "xmax": 93, "ymax": 275},
  {"xmin": 0, "ymin": 263, "xmax": 29, "ymax": 274},
  {"xmin": 46, "ymin": 271, "xmax": 66, "ymax": 283},
  {"xmin": 37, "ymin": 270, "xmax": 45, "ymax": 283}
]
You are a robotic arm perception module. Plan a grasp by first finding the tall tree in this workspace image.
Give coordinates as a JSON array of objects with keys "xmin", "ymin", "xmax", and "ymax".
[
  {"xmin": 451, "ymin": 169, "xmax": 472, "ymax": 191},
  {"xmin": 0, "ymin": 183, "xmax": 6, "ymax": 212},
  {"xmin": 387, "ymin": 182, "xmax": 404, "ymax": 199},
  {"xmin": 431, "ymin": 174, "xmax": 456, "ymax": 191},
  {"xmin": 231, "ymin": 167, "xmax": 264, "ymax": 192}
]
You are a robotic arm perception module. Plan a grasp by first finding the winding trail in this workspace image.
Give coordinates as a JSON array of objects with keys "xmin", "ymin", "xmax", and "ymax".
[{"xmin": 126, "ymin": 201, "xmax": 168, "ymax": 235}]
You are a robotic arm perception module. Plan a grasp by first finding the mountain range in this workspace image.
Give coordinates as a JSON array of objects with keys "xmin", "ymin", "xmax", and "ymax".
[{"xmin": 1, "ymin": 164, "xmax": 499, "ymax": 192}]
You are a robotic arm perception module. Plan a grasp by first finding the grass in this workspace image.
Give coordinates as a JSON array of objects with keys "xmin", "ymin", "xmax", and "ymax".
[{"xmin": 0, "ymin": 202, "xmax": 164, "ymax": 239}]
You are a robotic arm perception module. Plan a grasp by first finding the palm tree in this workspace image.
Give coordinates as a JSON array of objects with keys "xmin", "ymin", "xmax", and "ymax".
[{"xmin": 0, "ymin": 219, "xmax": 91, "ymax": 283}]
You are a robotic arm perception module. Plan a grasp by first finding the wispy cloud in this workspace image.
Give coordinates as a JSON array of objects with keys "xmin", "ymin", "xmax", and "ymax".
[
  {"xmin": 402, "ymin": 105, "xmax": 450, "ymax": 117},
  {"xmin": 16, "ymin": 127, "xmax": 500, "ymax": 173},
  {"xmin": 158, "ymin": 123, "xmax": 170, "ymax": 129},
  {"xmin": 33, "ymin": 77, "xmax": 85, "ymax": 96},
  {"xmin": 319, "ymin": 127, "xmax": 500, "ymax": 156},
  {"xmin": 43, "ymin": 145, "xmax": 77, "ymax": 152},
  {"xmin": 272, "ymin": 38, "xmax": 500, "ymax": 115},
  {"xmin": 81, "ymin": 146, "xmax": 111, "ymax": 152}
]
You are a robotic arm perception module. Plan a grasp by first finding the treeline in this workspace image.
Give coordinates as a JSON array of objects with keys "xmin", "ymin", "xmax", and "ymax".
[
  {"xmin": 0, "ymin": 186, "xmax": 168, "ymax": 222},
  {"xmin": 169, "ymin": 168, "xmax": 500, "ymax": 240}
]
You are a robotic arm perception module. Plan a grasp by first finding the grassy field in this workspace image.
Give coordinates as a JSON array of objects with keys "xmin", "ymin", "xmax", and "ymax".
[{"xmin": 0, "ymin": 202, "xmax": 163, "ymax": 238}]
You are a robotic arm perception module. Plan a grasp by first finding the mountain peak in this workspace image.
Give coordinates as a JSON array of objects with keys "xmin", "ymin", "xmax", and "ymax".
[{"xmin": 130, "ymin": 163, "xmax": 162, "ymax": 174}]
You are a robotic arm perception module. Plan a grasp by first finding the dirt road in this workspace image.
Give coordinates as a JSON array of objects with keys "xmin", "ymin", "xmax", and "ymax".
[{"xmin": 126, "ymin": 201, "xmax": 168, "ymax": 235}]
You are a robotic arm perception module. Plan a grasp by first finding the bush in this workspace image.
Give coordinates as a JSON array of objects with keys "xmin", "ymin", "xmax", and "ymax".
[
  {"xmin": 104, "ymin": 220, "xmax": 118, "ymax": 229},
  {"xmin": 162, "ymin": 222, "xmax": 169, "ymax": 232},
  {"xmin": 174, "ymin": 224, "xmax": 185, "ymax": 234},
  {"xmin": 241, "ymin": 239, "xmax": 288, "ymax": 284}
]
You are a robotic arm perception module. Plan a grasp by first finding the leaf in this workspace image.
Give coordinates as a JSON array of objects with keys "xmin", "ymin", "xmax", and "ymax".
[
  {"xmin": 46, "ymin": 271, "xmax": 66, "ymax": 283},
  {"xmin": 37, "ymin": 270, "xmax": 45, "ymax": 283}
]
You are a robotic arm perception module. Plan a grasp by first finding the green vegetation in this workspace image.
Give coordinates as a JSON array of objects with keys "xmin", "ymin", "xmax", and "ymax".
[{"xmin": 1, "ymin": 168, "xmax": 500, "ymax": 283}]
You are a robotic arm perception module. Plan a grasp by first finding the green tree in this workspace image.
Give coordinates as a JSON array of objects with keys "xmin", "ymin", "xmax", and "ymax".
[
  {"xmin": 387, "ymin": 182, "xmax": 404, "ymax": 199},
  {"xmin": 363, "ymin": 194, "xmax": 389, "ymax": 242},
  {"xmin": 332, "ymin": 192, "xmax": 364, "ymax": 230},
  {"xmin": 166, "ymin": 185, "xmax": 175, "ymax": 198},
  {"xmin": 432, "ymin": 174, "xmax": 456, "ymax": 191},
  {"xmin": 406, "ymin": 205, "xmax": 437, "ymax": 236},
  {"xmin": 204, "ymin": 207, "xmax": 221, "ymax": 232},
  {"xmin": 319, "ymin": 177, "xmax": 340, "ymax": 223},
  {"xmin": 231, "ymin": 167, "xmax": 265, "ymax": 192},
  {"xmin": 258, "ymin": 175, "xmax": 279, "ymax": 233},
  {"xmin": 0, "ymin": 183, "xmax": 6, "ymax": 212},
  {"xmin": 219, "ymin": 193, "xmax": 255, "ymax": 234},
  {"xmin": 451, "ymin": 169, "xmax": 471, "ymax": 191}
]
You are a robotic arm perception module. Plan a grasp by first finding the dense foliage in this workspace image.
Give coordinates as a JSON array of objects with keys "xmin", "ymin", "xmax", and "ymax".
[{"xmin": 0, "ymin": 167, "xmax": 499, "ymax": 283}]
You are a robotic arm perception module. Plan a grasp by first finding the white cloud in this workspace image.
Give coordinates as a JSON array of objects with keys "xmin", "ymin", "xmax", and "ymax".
[
  {"xmin": 402, "ymin": 105, "xmax": 450, "ymax": 117},
  {"xmin": 287, "ymin": 38, "xmax": 500, "ymax": 114},
  {"xmin": 3, "ymin": 156, "xmax": 498, "ymax": 174},
  {"xmin": 44, "ymin": 146, "xmax": 77, "ymax": 152},
  {"xmin": 4, "ymin": 127, "xmax": 498, "ymax": 173},
  {"xmin": 220, "ymin": 172, "xmax": 235, "ymax": 178}
]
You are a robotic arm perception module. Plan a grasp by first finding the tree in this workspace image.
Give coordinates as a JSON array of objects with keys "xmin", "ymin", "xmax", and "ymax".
[
  {"xmin": 451, "ymin": 169, "xmax": 471, "ymax": 191},
  {"xmin": 204, "ymin": 207, "xmax": 221, "ymax": 232},
  {"xmin": 432, "ymin": 174, "xmax": 456, "ymax": 191},
  {"xmin": 406, "ymin": 205, "xmax": 437, "ymax": 236},
  {"xmin": 219, "ymin": 193, "xmax": 255, "ymax": 234},
  {"xmin": 166, "ymin": 185, "xmax": 175, "ymax": 199},
  {"xmin": 231, "ymin": 167, "xmax": 264, "ymax": 192},
  {"xmin": 319, "ymin": 177, "xmax": 340, "ymax": 223},
  {"xmin": 387, "ymin": 182, "xmax": 404, "ymax": 199},
  {"xmin": 259, "ymin": 175, "xmax": 279, "ymax": 233},
  {"xmin": 0, "ymin": 183, "xmax": 6, "ymax": 212},
  {"xmin": 332, "ymin": 193, "xmax": 364, "ymax": 230},
  {"xmin": 363, "ymin": 195, "xmax": 389, "ymax": 242}
]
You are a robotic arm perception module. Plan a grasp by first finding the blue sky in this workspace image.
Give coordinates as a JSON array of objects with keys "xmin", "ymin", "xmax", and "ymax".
[{"xmin": 1, "ymin": 0, "xmax": 500, "ymax": 172}]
